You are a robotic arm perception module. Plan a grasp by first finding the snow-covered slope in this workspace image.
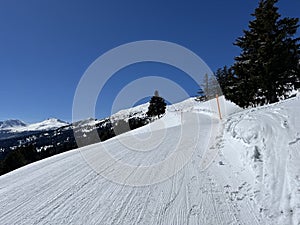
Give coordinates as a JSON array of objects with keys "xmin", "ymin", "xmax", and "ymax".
[
  {"xmin": 0, "ymin": 95, "xmax": 299, "ymax": 225},
  {"xmin": 110, "ymin": 102, "xmax": 149, "ymax": 122}
]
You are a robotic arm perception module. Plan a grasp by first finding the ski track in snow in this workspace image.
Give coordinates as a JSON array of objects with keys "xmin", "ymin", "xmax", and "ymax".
[{"xmin": 1, "ymin": 95, "xmax": 299, "ymax": 224}]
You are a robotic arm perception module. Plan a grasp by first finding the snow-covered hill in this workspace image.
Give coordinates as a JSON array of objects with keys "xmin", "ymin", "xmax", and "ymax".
[{"xmin": 0, "ymin": 95, "xmax": 299, "ymax": 224}]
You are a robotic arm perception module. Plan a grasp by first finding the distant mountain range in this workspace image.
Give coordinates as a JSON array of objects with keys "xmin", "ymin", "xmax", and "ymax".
[
  {"xmin": 0, "ymin": 118, "xmax": 69, "ymax": 140},
  {"xmin": 0, "ymin": 103, "xmax": 149, "ymax": 161},
  {"xmin": 0, "ymin": 118, "xmax": 69, "ymax": 132}
]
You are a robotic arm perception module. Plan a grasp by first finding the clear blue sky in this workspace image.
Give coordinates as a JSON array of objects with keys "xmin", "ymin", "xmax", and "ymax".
[{"xmin": 0, "ymin": 0, "xmax": 299, "ymax": 122}]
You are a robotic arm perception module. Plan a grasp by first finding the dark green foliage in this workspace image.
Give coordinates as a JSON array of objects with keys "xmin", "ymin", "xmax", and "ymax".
[
  {"xmin": 21, "ymin": 144, "xmax": 37, "ymax": 163},
  {"xmin": 128, "ymin": 117, "xmax": 149, "ymax": 130},
  {"xmin": 215, "ymin": 66, "xmax": 241, "ymax": 105},
  {"xmin": 111, "ymin": 117, "xmax": 150, "ymax": 137},
  {"xmin": 147, "ymin": 95, "xmax": 167, "ymax": 118},
  {"xmin": 98, "ymin": 122, "xmax": 115, "ymax": 142},
  {"xmin": 2, "ymin": 149, "xmax": 26, "ymax": 174},
  {"xmin": 0, "ymin": 160, "xmax": 3, "ymax": 174},
  {"xmin": 229, "ymin": 0, "xmax": 300, "ymax": 107}
]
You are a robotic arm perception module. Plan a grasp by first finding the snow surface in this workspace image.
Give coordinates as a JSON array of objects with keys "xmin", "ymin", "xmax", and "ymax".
[
  {"xmin": 223, "ymin": 94, "xmax": 300, "ymax": 224},
  {"xmin": 0, "ymin": 95, "xmax": 299, "ymax": 224}
]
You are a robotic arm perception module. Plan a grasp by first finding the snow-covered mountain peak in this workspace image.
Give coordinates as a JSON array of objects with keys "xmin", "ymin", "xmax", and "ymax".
[
  {"xmin": 0, "ymin": 119, "xmax": 27, "ymax": 129},
  {"xmin": 23, "ymin": 118, "xmax": 69, "ymax": 132},
  {"xmin": 43, "ymin": 118, "xmax": 68, "ymax": 124},
  {"xmin": 0, "ymin": 118, "xmax": 69, "ymax": 133}
]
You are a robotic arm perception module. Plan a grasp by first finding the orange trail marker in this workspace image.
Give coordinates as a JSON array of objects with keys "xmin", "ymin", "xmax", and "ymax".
[{"xmin": 216, "ymin": 94, "xmax": 222, "ymax": 120}]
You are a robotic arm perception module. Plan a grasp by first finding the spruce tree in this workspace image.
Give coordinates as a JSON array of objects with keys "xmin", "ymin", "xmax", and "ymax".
[
  {"xmin": 215, "ymin": 66, "xmax": 238, "ymax": 103},
  {"xmin": 232, "ymin": 0, "xmax": 300, "ymax": 107},
  {"xmin": 147, "ymin": 91, "xmax": 166, "ymax": 118}
]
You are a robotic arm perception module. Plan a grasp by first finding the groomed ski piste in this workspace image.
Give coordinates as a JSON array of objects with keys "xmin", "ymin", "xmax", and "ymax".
[{"xmin": 0, "ymin": 94, "xmax": 299, "ymax": 225}]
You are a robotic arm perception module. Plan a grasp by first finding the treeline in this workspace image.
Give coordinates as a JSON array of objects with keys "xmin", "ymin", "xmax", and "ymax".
[{"xmin": 0, "ymin": 143, "xmax": 77, "ymax": 175}]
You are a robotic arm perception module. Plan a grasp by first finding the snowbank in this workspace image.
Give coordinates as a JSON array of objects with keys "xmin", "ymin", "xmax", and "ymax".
[{"xmin": 223, "ymin": 94, "xmax": 300, "ymax": 224}]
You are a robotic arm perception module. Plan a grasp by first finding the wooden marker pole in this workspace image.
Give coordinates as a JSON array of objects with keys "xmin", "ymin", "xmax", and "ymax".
[{"xmin": 216, "ymin": 94, "xmax": 222, "ymax": 120}]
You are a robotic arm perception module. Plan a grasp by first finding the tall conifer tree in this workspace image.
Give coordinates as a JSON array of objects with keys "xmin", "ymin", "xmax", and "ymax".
[{"xmin": 232, "ymin": 0, "xmax": 300, "ymax": 107}]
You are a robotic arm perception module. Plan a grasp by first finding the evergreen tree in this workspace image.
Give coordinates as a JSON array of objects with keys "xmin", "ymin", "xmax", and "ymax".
[
  {"xmin": 147, "ymin": 91, "xmax": 167, "ymax": 118},
  {"xmin": 215, "ymin": 66, "xmax": 240, "ymax": 105},
  {"xmin": 215, "ymin": 66, "xmax": 244, "ymax": 105},
  {"xmin": 232, "ymin": 0, "xmax": 300, "ymax": 107}
]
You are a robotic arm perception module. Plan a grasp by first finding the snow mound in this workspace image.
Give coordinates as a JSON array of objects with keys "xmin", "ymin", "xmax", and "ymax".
[{"xmin": 224, "ymin": 94, "xmax": 300, "ymax": 224}]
